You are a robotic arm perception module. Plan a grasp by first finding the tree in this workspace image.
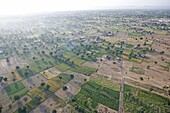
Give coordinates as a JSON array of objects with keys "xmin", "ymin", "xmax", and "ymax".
[
  {"xmin": 46, "ymin": 85, "xmax": 50, "ymax": 90},
  {"xmin": 143, "ymin": 42, "xmax": 147, "ymax": 46},
  {"xmin": 41, "ymin": 82, "xmax": 45, "ymax": 86},
  {"xmin": 150, "ymin": 87, "xmax": 153, "ymax": 91},
  {"xmin": 71, "ymin": 61, "xmax": 74, "ymax": 64},
  {"xmin": 160, "ymin": 51, "xmax": 165, "ymax": 54},
  {"xmin": 49, "ymin": 52, "xmax": 53, "ymax": 56},
  {"xmin": 62, "ymin": 86, "xmax": 68, "ymax": 91},
  {"xmin": 18, "ymin": 106, "xmax": 27, "ymax": 113},
  {"xmin": 59, "ymin": 76, "xmax": 62, "ymax": 80},
  {"xmin": 42, "ymin": 51, "xmax": 45, "ymax": 54},
  {"xmin": 0, "ymin": 77, "xmax": 3, "ymax": 82},
  {"xmin": 0, "ymin": 105, "xmax": 2, "ymax": 113},
  {"xmin": 25, "ymin": 72, "xmax": 29, "ymax": 76},
  {"xmin": 154, "ymin": 61, "xmax": 157, "ymax": 64},
  {"xmin": 14, "ymin": 95, "xmax": 20, "ymax": 100},
  {"xmin": 16, "ymin": 66, "xmax": 20, "ymax": 70},
  {"xmin": 52, "ymin": 110, "xmax": 57, "ymax": 113},
  {"xmin": 26, "ymin": 65, "xmax": 30, "ymax": 69},
  {"xmin": 23, "ymin": 97, "xmax": 28, "ymax": 102},
  {"xmin": 140, "ymin": 77, "xmax": 144, "ymax": 81},
  {"xmin": 81, "ymin": 55, "xmax": 84, "ymax": 58},
  {"xmin": 6, "ymin": 58, "xmax": 10, "ymax": 63},
  {"xmin": 146, "ymin": 66, "xmax": 150, "ymax": 69},
  {"xmin": 70, "ymin": 74, "xmax": 74, "ymax": 79},
  {"xmin": 3, "ymin": 77, "xmax": 7, "ymax": 82},
  {"xmin": 33, "ymin": 95, "xmax": 41, "ymax": 104}
]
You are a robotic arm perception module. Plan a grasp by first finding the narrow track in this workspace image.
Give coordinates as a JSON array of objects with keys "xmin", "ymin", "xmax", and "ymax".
[{"xmin": 118, "ymin": 57, "xmax": 124, "ymax": 113}]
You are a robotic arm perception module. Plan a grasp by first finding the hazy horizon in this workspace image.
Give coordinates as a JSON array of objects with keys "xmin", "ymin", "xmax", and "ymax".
[{"xmin": 0, "ymin": 0, "xmax": 170, "ymax": 16}]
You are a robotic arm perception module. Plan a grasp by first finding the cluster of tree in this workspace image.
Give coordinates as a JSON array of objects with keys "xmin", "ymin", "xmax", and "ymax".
[{"xmin": 0, "ymin": 77, "xmax": 7, "ymax": 82}]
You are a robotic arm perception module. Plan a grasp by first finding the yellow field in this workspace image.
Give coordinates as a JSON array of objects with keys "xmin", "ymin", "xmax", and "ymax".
[
  {"xmin": 28, "ymin": 88, "xmax": 47, "ymax": 100},
  {"xmin": 45, "ymin": 77, "xmax": 64, "ymax": 92},
  {"xmin": 7, "ymin": 71, "xmax": 23, "ymax": 85},
  {"xmin": 40, "ymin": 70, "xmax": 55, "ymax": 79},
  {"xmin": 131, "ymin": 58, "xmax": 143, "ymax": 63}
]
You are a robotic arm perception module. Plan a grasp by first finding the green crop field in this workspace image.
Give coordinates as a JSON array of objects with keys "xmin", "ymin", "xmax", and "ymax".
[
  {"xmin": 129, "ymin": 66, "xmax": 145, "ymax": 74},
  {"xmin": 17, "ymin": 67, "xmax": 37, "ymax": 79},
  {"xmin": 71, "ymin": 66, "xmax": 97, "ymax": 76},
  {"xmin": 70, "ymin": 81, "xmax": 120, "ymax": 112},
  {"xmin": 56, "ymin": 63, "xmax": 72, "ymax": 72},
  {"xmin": 4, "ymin": 81, "xmax": 28, "ymax": 100},
  {"xmin": 124, "ymin": 84, "xmax": 170, "ymax": 113}
]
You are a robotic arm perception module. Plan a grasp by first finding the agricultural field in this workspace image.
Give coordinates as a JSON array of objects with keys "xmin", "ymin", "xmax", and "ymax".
[
  {"xmin": 0, "ymin": 88, "xmax": 12, "ymax": 107},
  {"xmin": 22, "ymin": 74, "xmax": 47, "ymax": 91},
  {"xmin": 2, "ymin": 95, "xmax": 32, "ymax": 113},
  {"xmin": 29, "ymin": 95, "xmax": 65, "ymax": 113},
  {"xmin": 69, "ymin": 81, "xmax": 120, "ymax": 112},
  {"xmin": 4, "ymin": 81, "xmax": 29, "ymax": 100},
  {"xmin": 0, "ymin": 9, "xmax": 170, "ymax": 113},
  {"xmin": 124, "ymin": 84, "xmax": 170, "ymax": 113}
]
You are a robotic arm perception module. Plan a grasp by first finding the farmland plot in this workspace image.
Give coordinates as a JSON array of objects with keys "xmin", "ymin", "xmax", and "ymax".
[{"xmin": 22, "ymin": 74, "xmax": 47, "ymax": 91}]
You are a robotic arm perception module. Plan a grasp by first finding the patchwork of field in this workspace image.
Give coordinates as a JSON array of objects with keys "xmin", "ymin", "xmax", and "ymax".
[
  {"xmin": 29, "ymin": 96, "xmax": 65, "ymax": 113},
  {"xmin": 4, "ymin": 81, "xmax": 29, "ymax": 100},
  {"xmin": 2, "ymin": 95, "xmax": 32, "ymax": 113},
  {"xmin": 0, "ymin": 57, "xmax": 27, "ymax": 75},
  {"xmin": 0, "ymin": 10, "xmax": 170, "ymax": 113},
  {"xmin": 0, "ymin": 88, "xmax": 12, "ymax": 107},
  {"xmin": 69, "ymin": 81, "xmax": 120, "ymax": 112},
  {"xmin": 55, "ymin": 79, "xmax": 82, "ymax": 100},
  {"xmin": 22, "ymin": 74, "xmax": 47, "ymax": 91}
]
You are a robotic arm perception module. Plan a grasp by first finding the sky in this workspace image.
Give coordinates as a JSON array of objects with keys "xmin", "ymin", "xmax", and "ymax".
[{"xmin": 0, "ymin": 0, "xmax": 170, "ymax": 16}]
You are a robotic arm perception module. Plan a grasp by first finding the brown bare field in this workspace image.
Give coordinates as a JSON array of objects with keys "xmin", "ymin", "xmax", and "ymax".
[
  {"xmin": 65, "ymin": 71, "xmax": 90, "ymax": 83},
  {"xmin": 48, "ymin": 67, "xmax": 62, "ymax": 76},
  {"xmin": 54, "ymin": 80, "xmax": 81, "ymax": 100},
  {"xmin": 5, "ymin": 71, "xmax": 23, "ymax": 85},
  {"xmin": 0, "ymin": 57, "xmax": 27, "ymax": 75},
  {"xmin": 40, "ymin": 67, "xmax": 61, "ymax": 79},
  {"xmin": 30, "ymin": 96, "xmax": 65, "ymax": 113},
  {"xmin": 2, "ymin": 95, "xmax": 32, "ymax": 113},
  {"xmin": 61, "ymin": 104, "xmax": 77, "ymax": 113},
  {"xmin": 83, "ymin": 59, "xmax": 122, "ymax": 80},
  {"xmin": 96, "ymin": 104, "xmax": 118, "ymax": 113},
  {"xmin": 22, "ymin": 74, "xmax": 47, "ymax": 91},
  {"xmin": 55, "ymin": 71, "xmax": 90, "ymax": 100},
  {"xmin": 0, "ymin": 87, "xmax": 12, "ymax": 109}
]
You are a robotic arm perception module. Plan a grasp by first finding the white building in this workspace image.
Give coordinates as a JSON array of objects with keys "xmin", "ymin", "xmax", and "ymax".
[{"xmin": 0, "ymin": 50, "xmax": 3, "ymax": 54}]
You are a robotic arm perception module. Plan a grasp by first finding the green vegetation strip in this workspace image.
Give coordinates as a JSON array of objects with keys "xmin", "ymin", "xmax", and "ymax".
[
  {"xmin": 70, "ymin": 81, "xmax": 119, "ymax": 112},
  {"xmin": 4, "ymin": 81, "xmax": 28, "ymax": 100},
  {"xmin": 124, "ymin": 84, "xmax": 170, "ymax": 113}
]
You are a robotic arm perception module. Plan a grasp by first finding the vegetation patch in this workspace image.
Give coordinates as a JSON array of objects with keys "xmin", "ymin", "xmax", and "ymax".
[
  {"xmin": 71, "ymin": 66, "xmax": 97, "ymax": 76},
  {"xmin": 124, "ymin": 84, "xmax": 170, "ymax": 113},
  {"xmin": 129, "ymin": 66, "xmax": 145, "ymax": 74},
  {"xmin": 17, "ymin": 67, "xmax": 37, "ymax": 79},
  {"xmin": 56, "ymin": 63, "xmax": 72, "ymax": 72},
  {"xmin": 70, "ymin": 81, "xmax": 119, "ymax": 112},
  {"xmin": 4, "ymin": 81, "xmax": 28, "ymax": 100},
  {"xmin": 70, "ymin": 57, "xmax": 86, "ymax": 65},
  {"xmin": 40, "ymin": 70, "xmax": 56, "ymax": 79}
]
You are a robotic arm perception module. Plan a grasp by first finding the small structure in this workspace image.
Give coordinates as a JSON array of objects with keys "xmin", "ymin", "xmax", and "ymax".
[
  {"xmin": 0, "ymin": 50, "xmax": 3, "ymax": 54},
  {"xmin": 103, "ymin": 55, "xmax": 111, "ymax": 60},
  {"xmin": 139, "ymin": 53, "xmax": 145, "ymax": 58},
  {"xmin": 105, "ymin": 32, "xmax": 114, "ymax": 36}
]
